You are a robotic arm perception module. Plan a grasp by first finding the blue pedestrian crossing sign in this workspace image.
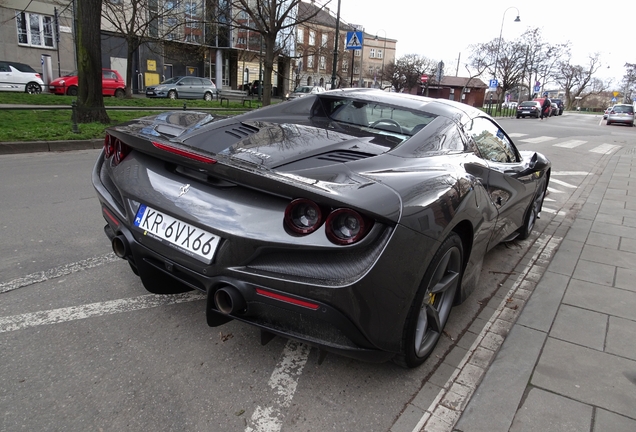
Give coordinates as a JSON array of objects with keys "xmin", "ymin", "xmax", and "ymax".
[
  {"xmin": 346, "ymin": 31, "xmax": 363, "ymax": 50},
  {"xmin": 611, "ymin": 97, "xmax": 617, "ymax": 102}
]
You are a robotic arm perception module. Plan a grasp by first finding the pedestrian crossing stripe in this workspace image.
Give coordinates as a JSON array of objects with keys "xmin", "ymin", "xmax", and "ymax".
[
  {"xmin": 550, "ymin": 178, "xmax": 577, "ymax": 188},
  {"xmin": 590, "ymin": 144, "xmax": 621, "ymax": 154},
  {"xmin": 508, "ymin": 133, "xmax": 527, "ymax": 137},
  {"xmin": 519, "ymin": 136, "xmax": 556, "ymax": 143},
  {"xmin": 553, "ymin": 140, "xmax": 586, "ymax": 148}
]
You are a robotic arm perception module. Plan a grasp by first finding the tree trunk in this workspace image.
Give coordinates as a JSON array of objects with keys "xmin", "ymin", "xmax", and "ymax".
[
  {"xmin": 261, "ymin": 34, "xmax": 277, "ymax": 106},
  {"xmin": 76, "ymin": 0, "xmax": 109, "ymax": 124},
  {"xmin": 126, "ymin": 37, "xmax": 137, "ymax": 98}
]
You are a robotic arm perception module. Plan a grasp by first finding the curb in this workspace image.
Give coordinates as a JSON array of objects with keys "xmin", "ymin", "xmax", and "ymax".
[{"xmin": 0, "ymin": 139, "xmax": 103, "ymax": 155}]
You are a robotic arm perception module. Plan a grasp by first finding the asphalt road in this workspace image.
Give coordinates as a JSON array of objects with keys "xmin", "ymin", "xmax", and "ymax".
[{"xmin": 1, "ymin": 111, "xmax": 632, "ymax": 432}]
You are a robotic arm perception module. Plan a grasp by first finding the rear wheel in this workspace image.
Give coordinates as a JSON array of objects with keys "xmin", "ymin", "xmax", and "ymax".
[
  {"xmin": 394, "ymin": 233, "xmax": 463, "ymax": 368},
  {"xmin": 67, "ymin": 86, "xmax": 78, "ymax": 96},
  {"xmin": 114, "ymin": 88, "xmax": 125, "ymax": 98},
  {"xmin": 25, "ymin": 82, "xmax": 41, "ymax": 94}
]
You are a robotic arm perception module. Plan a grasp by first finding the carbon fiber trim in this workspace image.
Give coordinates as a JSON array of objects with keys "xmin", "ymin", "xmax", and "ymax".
[{"xmin": 246, "ymin": 228, "xmax": 392, "ymax": 283}]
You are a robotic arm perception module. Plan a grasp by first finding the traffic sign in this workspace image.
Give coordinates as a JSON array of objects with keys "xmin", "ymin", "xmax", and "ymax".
[
  {"xmin": 611, "ymin": 97, "xmax": 617, "ymax": 102},
  {"xmin": 489, "ymin": 79, "xmax": 498, "ymax": 88},
  {"xmin": 345, "ymin": 31, "xmax": 363, "ymax": 50},
  {"xmin": 534, "ymin": 85, "xmax": 540, "ymax": 92},
  {"xmin": 613, "ymin": 91, "xmax": 619, "ymax": 97},
  {"xmin": 421, "ymin": 74, "xmax": 428, "ymax": 83}
]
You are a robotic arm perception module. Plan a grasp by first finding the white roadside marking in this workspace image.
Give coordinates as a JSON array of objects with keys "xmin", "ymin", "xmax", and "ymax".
[
  {"xmin": 590, "ymin": 144, "xmax": 621, "ymax": 154},
  {"xmin": 553, "ymin": 140, "xmax": 587, "ymax": 148},
  {"xmin": 245, "ymin": 340, "xmax": 311, "ymax": 432},
  {"xmin": 0, "ymin": 253, "xmax": 119, "ymax": 294},
  {"xmin": 519, "ymin": 136, "xmax": 556, "ymax": 143},
  {"xmin": 508, "ymin": 133, "xmax": 527, "ymax": 137},
  {"xmin": 541, "ymin": 208, "xmax": 566, "ymax": 216},
  {"xmin": 551, "ymin": 171, "xmax": 589, "ymax": 176},
  {"xmin": 0, "ymin": 292, "xmax": 205, "ymax": 333},
  {"xmin": 544, "ymin": 197, "xmax": 556, "ymax": 202},
  {"xmin": 550, "ymin": 178, "xmax": 577, "ymax": 188},
  {"xmin": 547, "ymin": 187, "xmax": 564, "ymax": 194}
]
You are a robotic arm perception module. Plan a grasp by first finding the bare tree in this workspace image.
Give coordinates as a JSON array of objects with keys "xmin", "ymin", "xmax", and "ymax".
[
  {"xmin": 209, "ymin": 0, "xmax": 328, "ymax": 106},
  {"xmin": 554, "ymin": 54, "xmax": 603, "ymax": 109},
  {"xmin": 102, "ymin": 0, "xmax": 184, "ymax": 97},
  {"xmin": 621, "ymin": 63, "xmax": 636, "ymax": 103},
  {"xmin": 77, "ymin": 0, "xmax": 109, "ymax": 123}
]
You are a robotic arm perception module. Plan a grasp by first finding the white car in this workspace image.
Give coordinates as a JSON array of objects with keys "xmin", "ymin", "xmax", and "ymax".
[
  {"xmin": 285, "ymin": 85, "xmax": 326, "ymax": 100},
  {"xmin": 0, "ymin": 61, "xmax": 43, "ymax": 94}
]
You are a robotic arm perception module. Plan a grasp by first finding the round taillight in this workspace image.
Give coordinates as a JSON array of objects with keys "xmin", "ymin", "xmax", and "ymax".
[
  {"xmin": 113, "ymin": 138, "xmax": 130, "ymax": 165},
  {"xmin": 325, "ymin": 208, "xmax": 372, "ymax": 245},
  {"xmin": 104, "ymin": 135, "xmax": 114, "ymax": 158},
  {"xmin": 284, "ymin": 199, "xmax": 324, "ymax": 234}
]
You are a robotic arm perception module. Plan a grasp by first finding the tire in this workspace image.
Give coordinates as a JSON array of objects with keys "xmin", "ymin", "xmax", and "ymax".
[
  {"xmin": 394, "ymin": 233, "xmax": 463, "ymax": 368},
  {"xmin": 67, "ymin": 86, "xmax": 78, "ymax": 96},
  {"xmin": 114, "ymin": 88, "xmax": 125, "ymax": 98},
  {"xmin": 516, "ymin": 116, "xmax": 520, "ymax": 119},
  {"xmin": 517, "ymin": 180, "xmax": 547, "ymax": 240},
  {"xmin": 606, "ymin": 121, "xmax": 611, "ymax": 125},
  {"xmin": 25, "ymin": 82, "xmax": 41, "ymax": 94},
  {"xmin": 136, "ymin": 259, "xmax": 193, "ymax": 295},
  {"xmin": 168, "ymin": 90, "xmax": 177, "ymax": 100},
  {"xmin": 204, "ymin": 92, "xmax": 212, "ymax": 101}
]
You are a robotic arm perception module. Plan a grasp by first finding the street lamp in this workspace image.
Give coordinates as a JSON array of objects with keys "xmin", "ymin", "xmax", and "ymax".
[
  {"xmin": 493, "ymin": 7, "xmax": 520, "ymax": 82},
  {"xmin": 374, "ymin": 29, "xmax": 386, "ymax": 89}
]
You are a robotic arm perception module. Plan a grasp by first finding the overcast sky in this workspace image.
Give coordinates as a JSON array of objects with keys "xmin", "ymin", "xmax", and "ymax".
[{"xmin": 322, "ymin": 0, "xmax": 634, "ymax": 88}]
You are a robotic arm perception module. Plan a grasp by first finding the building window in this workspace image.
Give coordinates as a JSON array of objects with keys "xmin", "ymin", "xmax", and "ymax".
[
  {"xmin": 319, "ymin": 56, "xmax": 326, "ymax": 70},
  {"xmin": 354, "ymin": 49, "xmax": 361, "ymax": 57},
  {"xmin": 321, "ymin": 33, "xmax": 328, "ymax": 47},
  {"xmin": 377, "ymin": 49, "xmax": 383, "ymax": 59},
  {"xmin": 342, "ymin": 60, "xmax": 348, "ymax": 72},
  {"xmin": 307, "ymin": 54, "xmax": 314, "ymax": 69},
  {"xmin": 16, "ymin": 12, "xmax": 55, "ymax": 48},
  {"xmin": 297, "ymin": 28, "xmax": 304, "ymax": 43},
  {"xmin": 309, "ymin": 30, "xmax": 315, "ymax": 46},
  {"xmin": 369, "ymin": 49, "xmax": 375, "ymax": 58},
  {"xmin": 353, "ymin": 65, "xmax": 359, "ymax": 74}
]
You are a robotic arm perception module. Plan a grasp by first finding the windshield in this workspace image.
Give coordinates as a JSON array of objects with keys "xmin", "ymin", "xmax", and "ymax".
[
  {"xmin": 295, "ymin": 87, "xmax": 313, "ymax": 93},
  {"xmin": 519, "ymin": 102, "xmax": 536, "ymax": 107},
  {"xmin": 315, "ymin": 97, "xmax": 435, "ymax": 137}
]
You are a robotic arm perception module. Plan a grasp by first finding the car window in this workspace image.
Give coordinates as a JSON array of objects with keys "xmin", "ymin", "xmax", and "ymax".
[
  {"xmin": 613, "ymin": 105, "xmax": 634, "ymax": 114},
  {"xmin": 103, "ymin": 71, "xmax": 117, "ymax": 80},
  {"xmin": 464, "ymin": 117, "xmax": 518, "ymax": 163},
  {"xmin": 0, "ymin": 62, "xmax": 9, "ymax": 72},
  {"xmin": 519, "ymin": 102, "xmax": 536, "ymax": 107},
  {"xmin": 11, "ymin": 63, "xmax": 36, "ymax": 73}
]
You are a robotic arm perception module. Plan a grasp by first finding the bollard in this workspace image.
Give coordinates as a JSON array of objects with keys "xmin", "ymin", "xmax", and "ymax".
[
  {"xmin": 183, "ymin": 103, "xmax": 187, "ymax": 111},
  {"xmin": 71, "ymin": 100, "xmax": 79, "ymax": 134}
]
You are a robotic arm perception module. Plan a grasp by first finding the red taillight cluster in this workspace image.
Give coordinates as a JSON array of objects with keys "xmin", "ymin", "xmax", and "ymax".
[
  {"xmin": 103, "ymin": 134, "xmax": 130, "ymax": 166},
  {"xmin": 284, "ymin": 198, "xmax": 373, "ymax": 245}
]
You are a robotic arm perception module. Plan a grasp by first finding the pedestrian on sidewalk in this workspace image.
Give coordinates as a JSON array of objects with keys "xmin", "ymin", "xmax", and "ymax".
[{"xmin": 540, "ymin": 96, "xmax": 551, "ymax": 120}]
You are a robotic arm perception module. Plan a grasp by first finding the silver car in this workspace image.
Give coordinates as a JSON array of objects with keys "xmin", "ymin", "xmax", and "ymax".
[
  {"xmin": 285, "ymin": 85, "xmax": 326, "ymax": 100},
  {"xmin": 0, "ymin": 60, "xmax": 43, "ymax": 94},
  {"xmin": 146, "ymin": 76, "xmax": 218, "ymax": 100},
  {"xmin": 606, "ymin": 104, "xmax": 634, "ymax": 126}
]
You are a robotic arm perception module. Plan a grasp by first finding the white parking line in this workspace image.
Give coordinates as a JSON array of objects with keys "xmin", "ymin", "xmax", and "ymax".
[
  {"xmin": 0, "ymin": 292, "xmax": 205, "ymax": 333},
  {"xmin": 508, "ymin": 133, "xmax": 527, "ymax": 137},
  {"xmin": 547, "ymin": 187, "xmax": 564, "ymax": 194},
  {"xmin": 245, "ymin": 341, "xmax": 311, "ymax": 432},
  {"xmin": 0, "ymin": 253, "xmax": 119, "ymax": 294},
  {"xmin": 590, "ymin": 144, "xmax": 621, "ymax": 154},
  {"xmin": 551, "ymin": 171, "xmax": 589, "ymax": 176},
  {"xmin": 550, "ymin": 178, "xmax": 577, "ymax": 188}
]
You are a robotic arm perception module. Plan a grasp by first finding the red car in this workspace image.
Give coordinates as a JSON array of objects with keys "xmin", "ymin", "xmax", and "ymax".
[{"xmin": 49, "ymin": 69, "xmax": 126, "ymax": 97}]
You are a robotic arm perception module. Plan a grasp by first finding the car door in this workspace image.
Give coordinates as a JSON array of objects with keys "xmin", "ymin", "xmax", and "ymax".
[
  {"xmin": 0, "ymin": 62, "xmax": 13, "ymax": 90},
  {"xmin": 179, "ymin": 77, "xmax": 197, "ymax": 98},
  {"xmin": 101, "ymin": 70, "xmax": 117, "ymax": 96},
  {"xmin": 463, "ymin": 117, "xmax": 537, "ymax": 246}
]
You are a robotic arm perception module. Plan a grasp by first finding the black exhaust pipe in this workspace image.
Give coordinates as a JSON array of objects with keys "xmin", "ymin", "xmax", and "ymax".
[
  {"xmin": 111, "ymin": 235, "xmax": 129, "ymax": 259},
  {"xmin": 214, "ymin": 286, "xmax": 246, "ymax": 315}
]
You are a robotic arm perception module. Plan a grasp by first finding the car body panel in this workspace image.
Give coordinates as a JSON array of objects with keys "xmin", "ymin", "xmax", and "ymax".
[
  {"xmin": 92, "ymin": 89, "xmax": 551, "ymax": 362},
  {"xmin": 0, "ymin": 61, "xmax": 43, "ymax": 93},
  {"xmin": 286, "ymin": 85, "xmax": 326, "ymax": 100},
  {"xmin": 606, "ymin": 104, "xmax": 634, "ymax": 126},
  {"xmin": 146, "ymin": 76, "xmax": 217, "ymax": 100},
  {"xmin": 49, "ymin": 69, "xmax": 126, "ymax": 97},
  {"xmin": 516, "ymin": 101, "xmax": 541, "ymax": 118}
]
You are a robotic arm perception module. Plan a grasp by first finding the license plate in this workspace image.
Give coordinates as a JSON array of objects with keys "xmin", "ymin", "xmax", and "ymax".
[
  {"xmin": 522, "ymin": 111, "xmax": 530, "ymax": 114},
  {"xmin": 134, "ymin": 204, "xmax": 220, "ymax": 263}
]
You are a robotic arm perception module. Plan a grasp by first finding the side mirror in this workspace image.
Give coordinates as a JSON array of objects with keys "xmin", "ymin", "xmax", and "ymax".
[{"xmin": 518, "ymin": 152, "xmax": 549, "ymax": 177}]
